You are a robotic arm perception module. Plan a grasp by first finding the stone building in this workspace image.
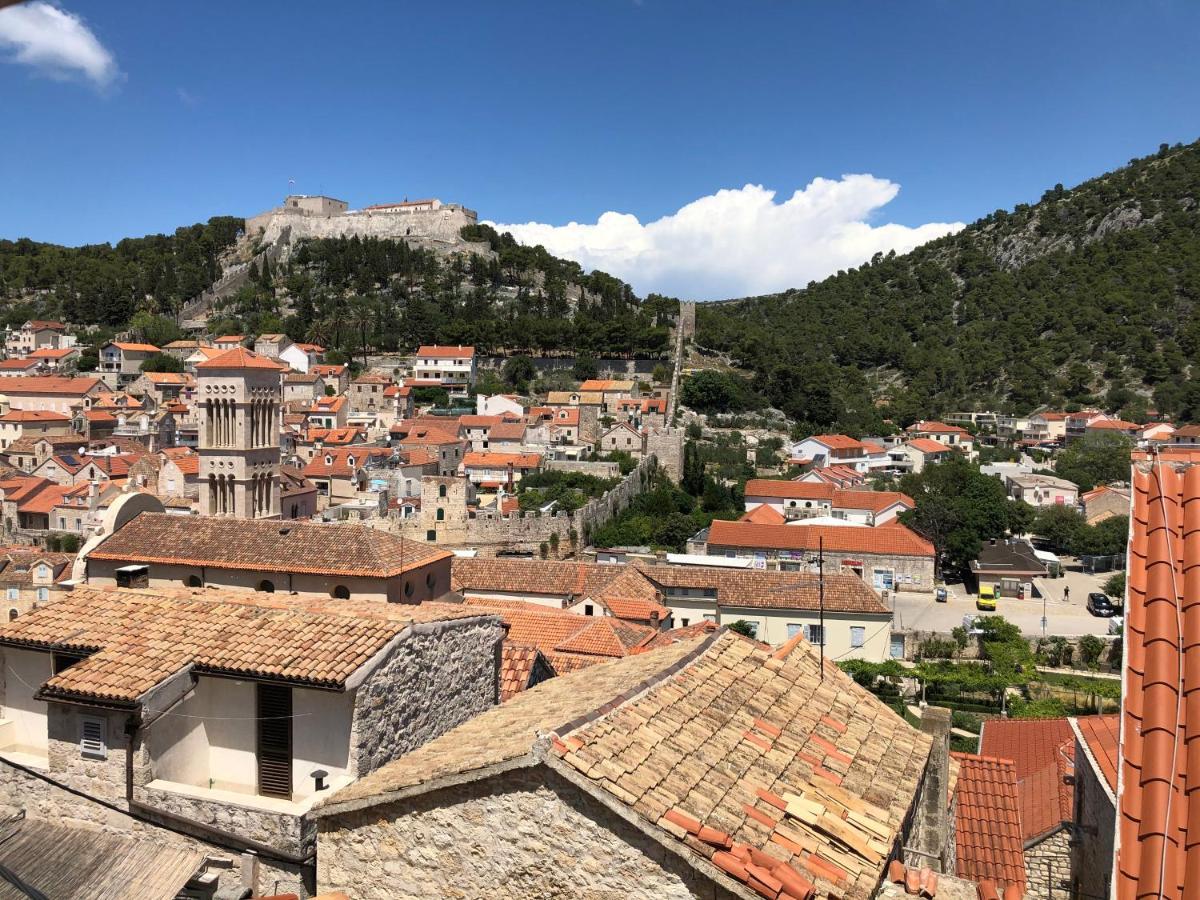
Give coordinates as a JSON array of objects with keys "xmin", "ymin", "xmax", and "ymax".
[
  {"xmin": 196, "ymin": 346, "xmax": 284, "ymax": 518},
  {"xmin": 0, "ymin": 585, "xmax": 504, "ymax": 896},
  {"xmin": 1069, "ymin": 715, "xmax": 1116, "ymax": 900},
  {"xmin": 82, "ymin": 511, "xmax": 454, "ymax": 603},
  {"xmin": 312, "ymin": 628, "xmax": 942, "ymax": 900}
]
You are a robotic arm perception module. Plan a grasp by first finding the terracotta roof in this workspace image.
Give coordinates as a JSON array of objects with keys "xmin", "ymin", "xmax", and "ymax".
[
  {"xmin": 0, "ymin": 376, "xmax": 104, "ymax": 396},
  {"xmin": 309, "ymin": 395, "xmax": 346, "ymax": 413},
  {"xmin": 744, "ymin": 481, "xmax": 913, "ymax": 513},
  {"xmin": 1074, "ymin": 714, "xmax": 1119, "ymax": 794},
  {"xmin": 1088, "ymin": 418, "xmax": 1141, "ymax": 430},
  {"xmin": 213, "ymin": 335, "xmax": 244, "ymax": 343},
  {"xmin": 0, "ymin": 550, "xmax": 74, "ymax": 585},
  {"xmin": 318, "ymin": 627, "xmax": 931, "ymax": 900},
  {"xmin": 0, "ymin": 586, "xmax": 493, "ymax": 705},
  {"xmin": 706, "ymin": 519, "xmax": 935, "ymax": 558},
  {"xmin": 643, "ymin": 619, "xmax": 720, "ymax": 649},
  {"xmin": 498, "ymin": 644, "xmax": 551, "ymax": 702},
  {"xmin": 167, "ymin": 454, "xmax": 199, "ymax": 476},
  {"xmin": 579, "ymin": 379, "xmax": 634, "ymax": 392},
  {"xmin": 416, "ymin": 345, "xmax": 474, "ymax": 358},
  {"xmin": 979, "ymin": 717, "xmax": 1074, "ymax": 841},
  {"xmin": 303, "ymin": 446, "xmax": 392, "ymax": 478},
  {"xmin": 459, "ymin": 415, "xmax": 501, "ymax": 428},
  {"xmin": 301, "ymin": 427, "xmax": 364, "ymax": 446},
  {"xmin": 110, "ymin": 342, "xmax": 161, "ymax": 353},
  {"xmin": 463, "ymin": 597, "xmax": 658, "ymax": 658},
  {"xmin": 641, "ymin": 564, "xmax": 889, "ymax": 614},
  {"xmin": 1116, "ymin": 457, "xmax": 1200, "ymax": 898},
  {"xmin": 906, "ymin": 420, "xmax": 972, "ymax": 436},
  {"xmin": 194, "ymin": 347, "xmax": 285, "ymax": 370},
  {"xmin": 462, "ymin": 451, "xmax": 542, "ymax": 470},
  {"xmin": 488, "ymin": 422, "xmax": 527, "ymax": 441},
  {"xmin": 741, "ymin": 503, "xmax": 787, "ymax": 524},
  {"xmin": 141, "ymin": 372, "xmax": 193, "ymax": 385},
  {"xmin": 24, "ymin": 320, "xmax": 65, "ymax": 330},
  {"xmin": 1171, "ymin": 423, "xmax": 1200, "ymax": 438},
  {"xmin": 0, "ymin": 409, "xmax": 70, "ymax": 423},
  {"xmin": 951, "ymin": 753, "xmax": 1027, "ymax": 893},
  {"xmin": 0, "ymin": 359, "xmax": 37, "ymax": 371},
  {"xmin": 905, "ymin": 438, "xmax": 954, "ymax": 455},
  {"xmin": 805, "ymin": 434, "xmax": 869, "ymax": 451},
  {"xmin": 88, "ymin": 512, "xmax": 451, "ymax": 578},
  {"xmin": 26, "ymin": 347, "xmax": 77, "ymax": 360},
  {"xmin": 312, "ymin": 364, "xmax": 347, "ymax": 377}
]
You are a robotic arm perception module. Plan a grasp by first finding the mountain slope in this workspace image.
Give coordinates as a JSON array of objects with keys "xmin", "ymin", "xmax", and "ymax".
[{"xmin": 698, "ymin": 139, "xmax": 1200, "ymax": 430}]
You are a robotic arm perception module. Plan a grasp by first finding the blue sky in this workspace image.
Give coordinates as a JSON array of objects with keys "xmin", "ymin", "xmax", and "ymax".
[{"xmin": 1, "ymin": 1, "xmax": 1197, "ymax": 298}]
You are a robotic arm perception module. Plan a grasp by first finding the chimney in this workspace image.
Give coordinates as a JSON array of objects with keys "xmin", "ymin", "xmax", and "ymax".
[{"xmin": 87, "ymin": 479, "xmax": 99, "ymax": 513}]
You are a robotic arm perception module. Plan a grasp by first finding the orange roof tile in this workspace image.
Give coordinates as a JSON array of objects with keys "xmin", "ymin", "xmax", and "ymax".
[
  {"xmin": 0, "ymin": 409, "xmax": 70, "ymax": 423},
  {"xmin": 0, "ymin": 376, "xmax": 105, "ymax": 396},
  {"xmin": 1116, "ymin": 457, "xmax": 1200, "ymax": 899},
  {"xmin": 906, "ymin": 438, "xmax": 954, "ymax": 454},
  {"xmin": 0, "ymin": 359, "xmax": 37, "ymax": 371},
  {"xmin": 806, "ymin": 433, "xmax": 869, "ymax": 451},
  {"xmin": 194, "ymin": 347, "xmax": 285, "ymax": 370},
  {"xmin": 741, "ymin": 503, "xmax": 787, "ymax": 524},
  {"xmin": 111, "ymin": 342, "xmax": 161, "ymax": 353},
  {"xmin": 952, "ymin": 753, "xmax": 1027, "ymax": 893},
  {"xmin": 979, "ymin": 717, "xmax": 1075, "ymax": 841},
  {"xmin": 416, "ymin": 345, "xmax": 474, "ymax": 358},
  {"xmin": 706, "ymin": 519, "xmax": 935, "ymax": 557},
  {"xmin": 462, "ymin": 451, "xmax": 542, "ymax": 470},
  {"xmin": 1075, "ymin": 714, "xmax": 1119, "ymax": 794},
  {"xmin": 498, "ymin": 644, "xmax": 551, "ymax": 701}
]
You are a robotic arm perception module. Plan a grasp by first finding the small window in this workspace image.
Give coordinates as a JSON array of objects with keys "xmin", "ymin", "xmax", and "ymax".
[
  {"xmin": 584, "ymin": 604, "xmax": 594, "ymax": 616},
  {"xmin": 186, "ymin": 575, "xmax": 202, "ymax": 588},
  {"xmin": 331, "ymin": 585, "xmax": 350, "ymax": 600},
  {"xmin": 680, "ymin": 618, "xmax": 689, "ymax": 627},
  {"xmin": 7, "ymin": 609, "xmax": 16, "ymax": 622},
  {"xmin": 257, "ymin": 580, "xmax": 275, "ymax": 593},
  {"xmin": 426, "ymin": 530, "xmax": 437, "ymax": 541},
  {"xmin": 438, "ymin": 484, "xmax": 448, "ymax": 499},
  {"xmin": 436, "ymin": 508, "xmax": 445, "ymax": 522},
  {"xmin": 850, "ymin": 626, "xmax": 866, "ymax": 648},
  {"xmin": 805, "ymin": 625, "xmax": 825, "ymax": 646},
  {"xmin": 426, "ymin": 573, "xmax": 435, "ymax": 590},
  {"xmin": 404, "ymin": 581, "xmax": 414, "ymax": 599},
  {"xmin": 80, "ymin": 717, "xmax": 106, "ymax": 759},
  {"xmin": 36, "ymin": 587, "xmax": 48, "ymax": 603},
  {"xmin": 786, "ymin": 623, "xmax": 803, "ymax": 640},
  {"xmin": 5, "ymin": 587, "xmax": 16, "ymax": 601}
]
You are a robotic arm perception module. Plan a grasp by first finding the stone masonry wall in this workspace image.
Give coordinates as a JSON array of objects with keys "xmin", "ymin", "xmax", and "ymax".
[
  {"xmin": 258, "ymin": 208, "xmax": 489, "ymax": 256},
  {"xmin": 1025, "ymin": 828, "xmax": 1071, "ymax": 900},
  {"xmin": 1070, "ymin": 739, "xmax": 1115, "ymax": 900},
  {"xmin": 317, "ymin": 765, "xmax": 743, "ymax": 900},
  {"xmin": 349, "ymin": 618, "xmax": 503, "ymax": 777},
  {"xmin": 0, "ymin": 759, "xmax": 307, "ymax": 898}
]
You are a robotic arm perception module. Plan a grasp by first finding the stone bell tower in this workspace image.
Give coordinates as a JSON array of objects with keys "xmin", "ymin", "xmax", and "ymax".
[{"xmin": 196, "ymin": 347, "xmax": 284, "ymax": 518}]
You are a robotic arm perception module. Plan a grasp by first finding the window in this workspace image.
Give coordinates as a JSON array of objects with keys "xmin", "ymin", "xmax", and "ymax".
[
  {"xmin": 80, "ymin": 717, "xmax": 106, "ymax": 760},
  {"xmin": 257, "ymin": 580, "xmax": 275, "ymax": 593},
  {"xmin": 53, "ymin": 652, "xmax": 85, "ymax": 674},
  {"xmin": 680, "ymin": 618, "xmax": 689, "ymax": 627},
  {"xmin": 426, "ymin": 573, "xmax": 435, "ymax": 590},
  {"xmin": 404, "ymin": 581, "xmax": 414, "ymax": 599},
  {"xmin": 850, "ymin": 626, "xmax": 865, "ymax": 648},
  {"xmin": 584, "ymin": 604, "xmax": 594, "ymax": 616},
  {"xmin": 5, "ymin": 588, "xmax": 16, "ymax": 602},
  {"xmin": 331, "ymin": 585, "xmax": 350, "ymax": 600},
  {"xmin": 787, "ymin": 623, "xmax": 803, "ymax": 640},
  {"xmin": 426, "ymin": 530, "xmax": 437, "ymax": 541},
  {"xmin": 7, "ymin": 609, "xmax": 16, "ymax": 622},
  {"xmin": 256, "ymin": 684, "xmax": 292, "ymax": 799},
  {"xmin": 805, "ymin": 624, "xmax": 825, "ymax": 646},
  {"xmin": 186, "ymin": 575, "xmax": 202, "ymax": 588},
  {"xmin": 36, "ymin": 587, "xmax": 48, "ymax": 603},
  {"xmin": 436, "ymin": 508, "xmax": 445, "ymax": 521},
  {"xmin": 438, "ymin": 484, "xmax": 448, "ymax": 499}
]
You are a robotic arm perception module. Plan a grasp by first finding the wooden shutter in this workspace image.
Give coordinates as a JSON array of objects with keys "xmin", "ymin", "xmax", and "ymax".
[{"xmin": 256, "ymin": 683, "xmax": 292, "ymax": 799}]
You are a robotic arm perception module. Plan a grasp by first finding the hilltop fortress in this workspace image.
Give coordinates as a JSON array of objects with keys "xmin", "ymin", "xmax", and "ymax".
[{"xmin": 245, "ymin": 194, "xmax": 490, "ymax": 255}]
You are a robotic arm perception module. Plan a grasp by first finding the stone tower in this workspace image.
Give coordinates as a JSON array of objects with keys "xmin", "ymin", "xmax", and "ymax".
[{"xmin": 196, "ymin": 347, "xmax": 284, "ymax": 518}]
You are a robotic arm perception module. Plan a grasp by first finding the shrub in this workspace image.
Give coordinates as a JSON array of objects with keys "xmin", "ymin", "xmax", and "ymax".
[{"xmin": 1078, "ymin": 634, "xmax": 1106, "ymax": 669}]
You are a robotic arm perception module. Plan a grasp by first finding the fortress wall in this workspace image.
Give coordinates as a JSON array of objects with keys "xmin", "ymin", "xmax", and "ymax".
[{"xmin": 256, "ymin": 207, "xmax": 487, "ymax": 252}]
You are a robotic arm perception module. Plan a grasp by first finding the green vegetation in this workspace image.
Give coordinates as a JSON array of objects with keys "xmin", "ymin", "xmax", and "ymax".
[
  {"xmin": 590, "ymin": 466, "xmax": 740, "ymax": 551},
  {"xmin": 1054, "ymin": 432, "xmax": 1135, "ymax": 492},
  {"xmin": 898, "ymin": 456, "xmax": 1033, "ymax": 572},
  {"xmin": 1031, "ymin": 505, "xmax": 1128, "ymax": 557},
  {"xmin": 516, "ymin": 470, "xmax": 619, "ymax": 513},
  {"xmin": 139, "ymin": 353, "xmax": 184, "ymax": 373},
  {"xmin": 679, "ymin": 370, "xmax": 764, "ymax": 414},
  {"xmin": 1104, "ymin": 571, "xmax": 1126, "ymax": 599},
  {"xmin": 0, "ymin": 217, "xmax": 243, "ymax": 326},
  {"xmin": 698, "ymin": 140, "xmax": 1200, "ymax": 426}
]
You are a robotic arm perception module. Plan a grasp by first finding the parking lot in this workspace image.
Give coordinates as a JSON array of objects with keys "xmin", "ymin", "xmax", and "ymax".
[{"xmin": 891, "ymin": 560, "xmax": 1120, "ymax": 638}]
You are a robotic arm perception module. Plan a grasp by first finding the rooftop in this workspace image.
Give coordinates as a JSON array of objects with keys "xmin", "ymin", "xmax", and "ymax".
[
  {"xmin": 1073, "ymin": 714, "xmax": 1118, "ymax": 794},
  {"xmin": 88, "ymin": 512, "xmax": 451, "ymax": 578},
  {"xmin": 0, "ymin": 586, "xmax": 491, "ymax": 705},
  {"xmin": 951, "ymin": 753, "xmax": 1026, "ymax": 894},
  {"xmin": 416, "ymin": 345, "xmax": 475, "ymax": 359},
  {"xmin": 194, "ymin": 347, "xmax": 286, "ymax": 371},
  {"xmin": 318, "ymin": 629, "xmax": 933, "ymax": 900},
  {"xmin": 979, "ymin": 717, "xmax": 1073, "ymax": 841},
  {"xmin": 706, "ymin": 519, "xmax": 935, "ymax": 558}
]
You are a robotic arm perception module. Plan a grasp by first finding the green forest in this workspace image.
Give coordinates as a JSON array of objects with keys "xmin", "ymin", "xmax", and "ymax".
[
  {"xmin": 0, "ymin": 218, "xmax": 243, "ymax": 327},
  {"xmin": 697, "ymin": 139, "xmax": 1200, "ymax": 432}
]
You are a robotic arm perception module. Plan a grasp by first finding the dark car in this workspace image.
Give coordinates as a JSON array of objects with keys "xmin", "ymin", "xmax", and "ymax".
[{"xmin": 1087, "ymin": 592, "xmax": 1116, "ymax": 617}]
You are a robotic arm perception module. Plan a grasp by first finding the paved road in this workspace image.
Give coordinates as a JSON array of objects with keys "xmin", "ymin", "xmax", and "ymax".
[{"xmin": 891, "ymin": 565, "xmax": 1118, "ymax": 638}]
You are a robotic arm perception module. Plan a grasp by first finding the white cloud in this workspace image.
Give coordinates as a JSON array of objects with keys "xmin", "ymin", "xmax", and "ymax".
[
  {"xmin": 489, "ymin": 175, "xmax": 964, "ymax": 300},
  {"xmin": 0, "ymin": 1, "xmax": 119, "ymax": 89}
]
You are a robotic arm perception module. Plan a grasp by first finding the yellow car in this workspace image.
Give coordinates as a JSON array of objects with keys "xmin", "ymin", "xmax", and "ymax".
[{"xmin": 976, "ymin": 585, "xmax": 998, "ymax": 611}]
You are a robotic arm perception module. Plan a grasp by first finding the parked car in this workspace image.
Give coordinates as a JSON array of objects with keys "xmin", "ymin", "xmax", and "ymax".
[
  {"xmin": 935, "ymin": 587, "xmax": 948, "ymax": 603},
  {"xmin": 1087, "ymin": 592, "xmax": 1116, "ymax": 617},
  {"xmin": 1108, "ymin": 615, "xmax": 1124, "ymax": 636}
]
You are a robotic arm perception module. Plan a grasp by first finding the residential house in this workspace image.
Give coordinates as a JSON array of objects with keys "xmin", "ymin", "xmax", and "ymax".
[
  {"xmin": 0, "ymin": 358, "xmax": 39, "ymax": 376},
  {"xmin": 0, "ymin": 476, "xmax": 74, "ymax": 533},
  {"xmin": 349, "ymin": 374, "xmax": 394, "ymax": 414},
  {"xmin": 0, "ymin": 376, "xmax": 111, "ymax": 415},
  {"xmin": 160, "ymin": 339, "xmax": 206, "ymax": 361},
  {"xmin": 293, "ymin": 426, "xmax": 367, "ymax": 464},
  {"xmin": 279, "ymin": 464, "xmax": 320, "ymax": 520},
  {"xmin": 462, "ymin": 451, "xmax": 542, "ymax": 489},
  {"xmin": 1167, "ymin": 423, "xmax": 1200, "ymax": 446},
  {"xmin": 389, "ymin": 418, "xmax": 466, "ymax": 476},
  {"xmin": 413, "ymin": 345, "xmax": 476, "ymax": 398},
  {"xmin": 742, "ymin": 479, "xmax": 914, "ymax": 526},
  {"xmin": 26, "ymin": 346, "xmax": 80, "ymax": 372},
  {"xmin": 795, "ymin": 464, "xmax": 866, "ymax": 488},
  {"xmin": 306, "ymin": 395, "xmax": 348, "ymax": 430},
  {"xmin": 995, "ymin": 414, "xmax": 1030, "ymax": 442},
  {"xmin": 1138, "ymin": 422, "xmax": 1175, "ymax": 444},
  {"xmin": 1085, "ymin": 418, "xmax": 1141, "ymax": 440},
  {"xmin": 614, "ymin": 396, "xmax": 667, "ymax": 430},
  {"xmin": 459, "ymin": 415, "xmax": 504, "ymax": 452},
  {"xmin": 128, "ymin": 371, "xmax": 195, "ymax": 406},
  {"xmin": 0, "ymin": 586, "xmax": 505, "ymax": 896},
  {"xmin": 283, "ymin": 371, "xmax": 326, "ymax": 404},
  {"xmin": 1069, "ymin": 715, "xmax": 1117, "ymax": 900},
  {"xmin": 904, "ymin": 420, "xmax": 976, "ymax": 456},
  {"xmin": 487, "ymin": 419, "xmax": 528, "ymax": 451},
  {"xmin": 212, "ymin": 334, "xmax": 244, "ymax": 350},
  {"xmin": 157, "ymin": 448, "xmax": 200, "ymax": 499},
  {"xmin": 1079, "ymin": 484, "xmax": 1131, "ymax": 524},
  {"xmin": 578, "ymin": 378, "xmax": 636, "ymax": 414},
  {"xmin": 890, "ymin": 438, "xmax": 954, "ymax": 474},
  {"xmin": 1064, "ymin": 410, "xmax": 1108, "ymax": 443},
  {"xmin": 980, "ymin": 717, "xmax": 1077, "ymax": 898},
  {"xmin": 0, "ymin": 548, "xmax": 74, "ymax": 617},
  {"xmin": 969, "ymin": 538, "xmax": 1048, "ymax": 598},
  {"xmin": 699, "ymin": 519, "xmax": 937, "ymax": 592},
  {"xmin": 475, "ymin": 393, "xmax": 524, "ymax": 418},
  {"xmin": 1023, "ymin": 412, "xmax": 1069, "ymax": 444},
  {"xmin": 0, "ymin": 409, "xmax": 72, "ymax": 451},
  {"xmin": 1005, "ymin": 473, "xmax": 1079, "ymax": 507},
  {"xmin": 3, "ymin": 435, "xmax": 87, "ymax": 473},
  {"xmin": 4, "ymin": 320, "xmax": 71, "ymax": 358},
  {"xmin": 183, "ymin": 345, "xmax": 224, "ymax": 372},
  {"xmin": 98, "ymin": 342, "xmax": 161, "ymax": 384},
  {"xmin": 382, "ymin": 383, "xmax": 413, "ymax": 423},
  {"xmin": 312, "ymin": 629, "xmax": 939, "ymax": 900},
  {"xmin": 31, "ymin": 450, "xmax": 141, "ymax": 487},
  {"xmin": 83, "ymin": 512, "xmax": 455, "ymax": 602},
  {"xmin": 789, "ymin": 433, "xmax": 888, "ymax": 472},
  {"xmin": 311, "ymin": 364, "xmax": 349, "ymax": 394},
  {"xmin": 598, "ymin": 421, "xmax": 644, "ymax": 457},
  {"xmin": 303, "ymin": 446, "xmax": 394, "ymax": 506}
]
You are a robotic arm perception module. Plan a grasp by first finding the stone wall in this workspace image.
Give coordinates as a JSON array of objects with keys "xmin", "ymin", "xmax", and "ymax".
[
  {"xmin": 385, "ymin": 455, "xmax": 659, "ymax": 552},
  {"xmin": 545, "ymin": 458, "xmax": 620, "ymax": 478},
  {"xmin": 1069, "ymin": 735, "xmax": 1115, "ymax": 900},
  {"xmin": 256, "ymin": 208, "xmax": 489, "ymax": 257},
  {"xmin": 1025, "ymin": 827, "xmax": 1071, "ymax": 899},
  {"xmin": 316, "ymin": 765, "xmax": 743, "ymax": 900},
  {"xmin": 0, "ymin": 758, "xmax": 307, "ymax": 898},
  {"xmin": 349, "ymin": 618, "xmax": 503, "ymax": 777}
]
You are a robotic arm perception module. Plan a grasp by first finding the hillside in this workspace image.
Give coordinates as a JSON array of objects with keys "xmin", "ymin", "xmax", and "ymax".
[
  {"xmin": 697, "ymin": 139, "xmax": 1200, "ymax": 432},
  {"xmin": 0, "ymin": 220, "xmax": 676, "ymax": 361}
]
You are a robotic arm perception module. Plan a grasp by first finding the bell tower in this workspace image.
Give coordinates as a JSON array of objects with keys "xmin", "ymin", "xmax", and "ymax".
[{"xmin": 196, "ymin": 347, "xmax": 284, "ymax": 518}]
